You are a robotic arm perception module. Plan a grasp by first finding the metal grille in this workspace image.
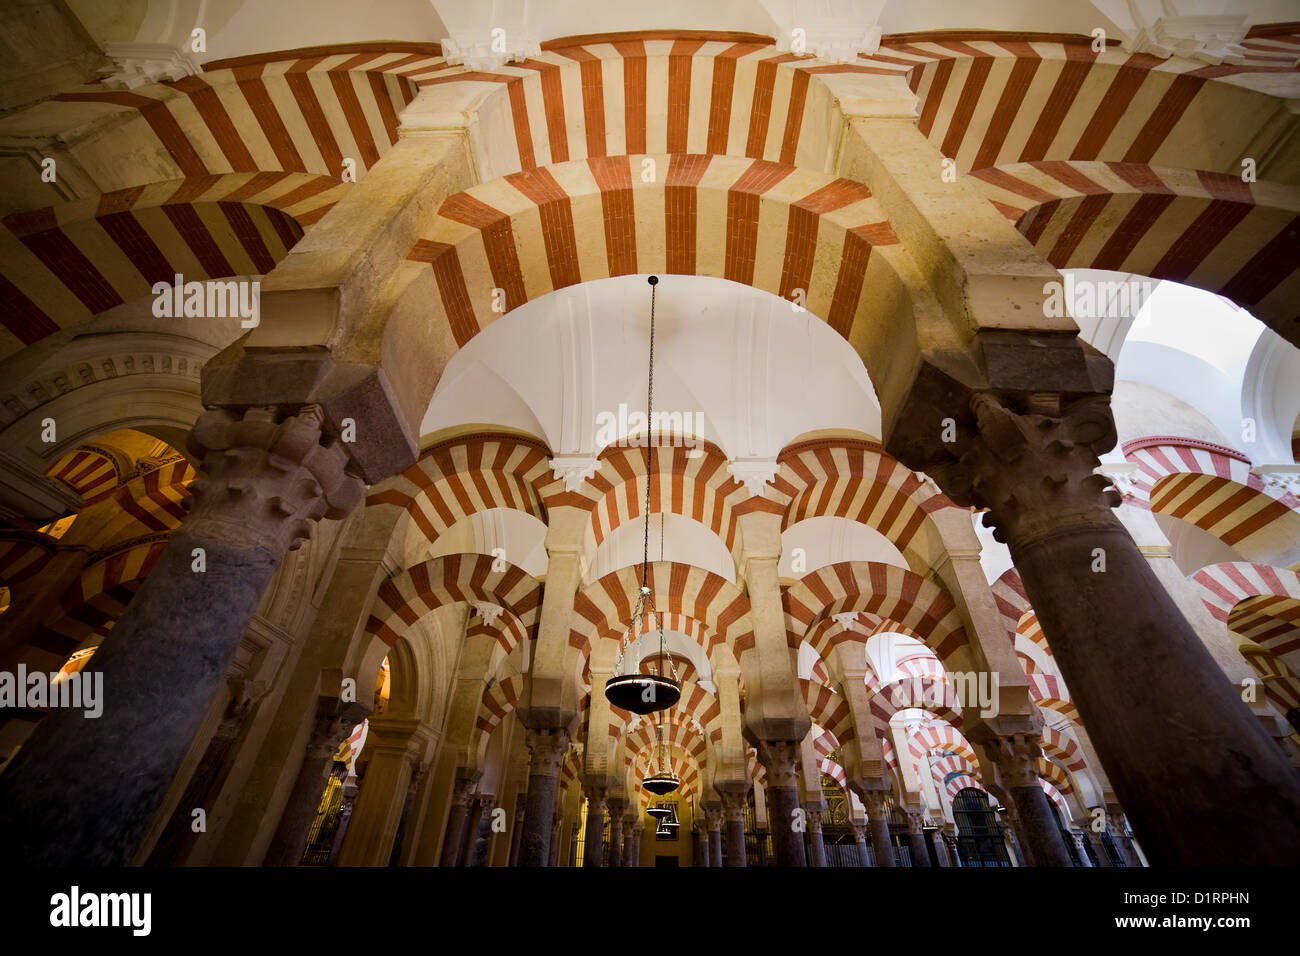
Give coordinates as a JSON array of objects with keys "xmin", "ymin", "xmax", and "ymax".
[{"xmin": 299, "ymin": 775, "xmax": 343, "ymax": 866}]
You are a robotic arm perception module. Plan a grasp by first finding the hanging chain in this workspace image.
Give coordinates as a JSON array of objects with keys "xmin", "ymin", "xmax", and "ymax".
[{"xmin": 640, "ymin": 276, "xmax": 657, "ymax": 592}]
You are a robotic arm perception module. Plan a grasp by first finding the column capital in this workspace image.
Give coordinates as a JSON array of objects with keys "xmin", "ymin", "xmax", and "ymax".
[
  {"xmin": 903, "ymin": 807, "xmax": 928, "ymax": 833},
  {"xmin": 524, "ymin": 727, "xmax": 571, "ymax": 777},
  {"xmin": 716, "ymin": 786, "xmax": 748, "ymax": 820},
  {"xmin": 981, "ymin": 731, "xmax": 1044, "ymax": 790},
  {"xmin": 927, "ymin": 393, "xmax": 1120, "ymax": 550},
  {"xmin": 703, "ymin": 803, "xmax": 723, "ymax": 831},
  {"xmin": 757, "ymin": 739, "xmax": 801, "ymax": 788},
  {"xmin": 185, "ymin": 405, "xmax": 364, "ymax": 554},
  {"xmin": 606, "ymin": 797, "xmax": 627, "ymax": 816},
  {"xmin": 806, "ymin": 808, "xmax": 824, "ymax": 833}
]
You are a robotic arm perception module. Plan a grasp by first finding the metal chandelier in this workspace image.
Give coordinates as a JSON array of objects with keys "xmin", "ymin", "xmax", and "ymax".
[{"xmin": 604, "ymin": 275, "xmax": 682, "ymax": 717}]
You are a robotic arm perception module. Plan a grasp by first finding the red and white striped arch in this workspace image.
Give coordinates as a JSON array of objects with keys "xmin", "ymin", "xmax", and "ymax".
[
  {"xmin": 366, "ymin": 433, "xmax": 556, "ymax": 541},
  {"xmin": 785, "ymin": 561, "xmax": 970, "ymax": 665},
  {"xmin": 364, "ymin": 552, "xmax": 542, "ymax": 647},
  {"xmin": 432, "ymin": 36, "xmax": 903, "ymax": 179},
  {"xmin": 770, "ymin": 438, "xmax": 961, "ymax": 569},
  {"xmin": 1193, "ymin": 561, "xmax": 1300, "ymax": 665},
  {"xmin": 801, "ymin": 678, "xmax": 854, "ymax": 745},
  {"xmin": 404, "ymin": 153, "xmax": 902, "ymax": 351},
  {"xmin": 1028, "ymin": 673, "xmax": 1081, "ymax": 725},
  {"xmin": 906, "ymin": 723, "xmax": 979, "ymax": 770},
  {"xmin": 54, "ymin": 44, "xmax": 437, "ymax": 182},
  {"xmin": 970, "ymin": 161, "xmax": 1300, "ymax": 332},
  {"xmin": 860, "ymin": 31, "xmax": 1300, "ymax": 176},
  {"xmin": 0, "ymin": 173, "xmax": 341, "ymax": 358},
  {"xmin": 581, "ymin": 442, "xmax": 749, "ymax": 560},
  {"xmin": 869, "ymin": 675, "xmax": 963, "ymax": 728},
  {"xmin": 1122, "ymin": 436, "xmax": 1300, "ymax": 563},
  {"xmin": 568, "ymin": 561, "xmax": 752, "ymax": 663},
  {"xmin": 37, "ymin": 536, "xmax": 171, "ymax": 660},
  {"xmin": 991, "ymin": 567, "xmax": 1055, "ymax": 671}
]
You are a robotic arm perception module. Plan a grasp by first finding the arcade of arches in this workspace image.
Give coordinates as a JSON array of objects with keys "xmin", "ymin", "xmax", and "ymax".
[{"xmin": 0, "ymin": 0, "xmax": 1299, "ymax": 869}]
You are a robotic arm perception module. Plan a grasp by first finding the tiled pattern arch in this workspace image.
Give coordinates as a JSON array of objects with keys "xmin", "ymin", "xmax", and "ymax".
[
  {"xmin": 54, "ymin": 44, "xmax": 439, "ymax": 181},
  {"xmin": 432, "ymin": 35, "xmax": 902, "ymax": 179},
  {"xmin": 969, "ymin": 161, "xmax": 1300, "ymax": 332},
  {"xmin": 858, "ymin": 31, "xmax": 1300, "ymax": 176},
  {"xmin": 364, "ymin": 552, "xmax": 542, "ymax": 647},
  {"xmin": 580, "ymin": 442, "xmax": 748, "ymax": 559},
  {"xmin": 1193, "ymin": 561, "xmax": 1300, "ymax": 663},
  {"xmin": 366, "ymin": 433, "xmax": 556, "ymax": 541},
  {"xmin": 1122, "ymin": 436, "xmax": 1300, "ymax": 561},
  {"xmin": 568, "ymin": 561, "xmax": 752, "ymax": 662},
  {"xmin": 404, "ymin": 153, "xmax": 902, "ymax": 351},
  {"xmin": 0, "ymin": 174, "xmax": 337, "ymax": 356},
  {"xmin": 770, "ymin": 438, "xmax": 960, "ymax": 570},
  {"xmin": 785, "ymin": 561, "xmax": 970, "ymax": 665}
]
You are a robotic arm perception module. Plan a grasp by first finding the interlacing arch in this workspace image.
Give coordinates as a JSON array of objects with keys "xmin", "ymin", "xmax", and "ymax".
[
  {"xmin": 906, "ymin": 723, "xmax": 979, "ymax": 768},
  {"xmin": 991, "ymin": 568, "xmax": 1054, "ymax": 670},
  {"xmin": 568, "ymin": 561, "xmax": 752, "ymax": 663},
  {"xmin": 858, "ymin": 32, "xmax": 1300, "ymax": 176},
  {"xmin": 57, "ymin": 44, "xmax": 441, "ymax": 181},
  {"xmin": 785, "ymin": 561, "xmax": 972, "ymax": 667},
  {"xmin": 0, "ymin": 174, "xmax": 336, "ymax": 355},
  {"xmin": 800, "ymin": 679, "xmax": 853, "ymax": 745},
  {"xmin": 1121, "ymin": 437, "xmax": 1300, "ymax": 564},
  {"xmin": 364, "ymin": 552, "xmax": 542, "ymax": 647},
  {"xmin": 432, "ymin": 35, "xmax": 900, "ymax": 179},
  {"xmin": 869, "ymin": 675, "xmax": 963, "ymax": 729},
  {"xmin": 771, "ymin": 438, "xmax": 959, "ymax": 570},
  {"xmin": 402, "ymin": 153, "xmax": 904, "ymax": 357},
  {"xmin": 1193, "ymin": 562, "xmax": 1300, "ymax": 665},
  {"xmin": 37, "ymin": 536, "xmax": 171, "ymax": 658},
  {"xmin": 366, "ymin": 433, "xmax": 556, "ymax": 542},
  {"xmin": 606, "ymin": 680, "xmax": 723, "ymax": 745},
  {"xmin": 1028, "ymin": 673, "xmax": 1081, "ymax": 725},
  {"xmin": 969, "ymin": 161, "xmax": 1300, "ymax": 333},
  {"xmin": 579, "ymin": 442, "xmax": 747, "ymax": 562}
]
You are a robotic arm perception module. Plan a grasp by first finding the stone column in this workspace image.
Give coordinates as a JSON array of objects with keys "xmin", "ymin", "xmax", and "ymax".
[
  {"xmin": 630, "ymin": 822, "xmax": 643, "ymax": 866},
  {"xmin": 718, "ymin": 788, "xmax": 748, "ymax": 867},
  {"xmin": 806, "ymin": 809, "xmax": 828, "ymax": 867},
  {"xmin": 622, "ymin": 814, "xmax": 637, "ymax": 866},
  {"xmin": 508, "ymin": 792, "xmax": 526, "ymax": 867},
  {"xmin": 336, "ymin": 719, "xmax": 430, "ymax": 866},
  {"xmin": 928, "ymin": 826, "xmax": 952, "ymax": 867},
  {"xmin": 459, "ymin": 794, "xmax": 488, "ymax": 866},
  {"xmin": 703, "ymin": 803, "xmax": 723, "ymax": 868},
  {"xmin": 0, "ymin": 405, "xmax": 362, "ymax": 867},
  {"xmin": 862, "ymin": 791, "xmax": 895, "ymax": 867},
  {"xmin": 998, "ymin": 812, "xmax": 1028, "ymax": 867},
  {"xmin": 518, "ymin": 727, "xmax": 569, "ymax": 867},
  {"xmin": 852, "ymin": 824, "xmax": 871, "ymax": 867},
  {"xmin": 439, "ymin": 769, "xmax": 480, "ymax": 867},
  {"xmin": 1086, "ymin": 824, "xmax": 1114, "ymax": 867},
  {"xmin": 582, "ymin": 781, "xmax": 608, "ymax": 867},
  {"xmin": 387, "ymin": 763, "xmax": 427, "ymax": 867},
  {"xmin": 981, "ymin": 732, "xmax": 1071, "ymax": 867},
  {"xmin": 549, "ymin": 812, "xmax": 562, "ymax": 867},
  {"xmin": 758, "ymin": 741, "xmax": 807, "ymax": 866},
  {"xmin": 943, "ymin": 823, "xmax": 960, "ymax": 867},
  {"xmin": 263, "ymin": 703, "xmax": 368, "ymax": 867},
  {"xmin": 1070, "ymin": 831, "xmax": 1093, "ymax": 867},
  {"xmin": 903, "ymin": 808, "xmax": 932, "ymax": 867},
  {"xmin": 927, "ymin": 393, "xmax": 1300, "ymax": 865},
  {"xmin": 1104, "ymin": 804, "xmax": 1141, "ymax": 867},
  {"xmin": 469, "ymin": 795, "xmax": 496, "ymax": 867},
  {"xmin": 693, "ymin": 822, "xmax": 708, "ymax": 866},
  {"xmin": 607, "ymin": 797, "xmax": 626, "ymax": 867}
]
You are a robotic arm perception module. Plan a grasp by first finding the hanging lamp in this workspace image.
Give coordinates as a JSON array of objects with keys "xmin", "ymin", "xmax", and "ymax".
[
  {"xmin": 643, "ymin": 720, "xmax": 681, "ymax": 795},
  {"xmin": 605, "ymin": 276, "xmax": 681, "ymax": 716}
]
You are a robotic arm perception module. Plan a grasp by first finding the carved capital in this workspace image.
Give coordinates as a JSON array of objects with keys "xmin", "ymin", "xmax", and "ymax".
[
  {"xmin": 806, "ymin": 808, "xmax": 824, "ymax": 832},
  {"xmin": 928, "ymin": 393, "xmax": 1120, "ymax": 549},
  {"xmin": 703, "ymin": 803, "xmax": 723, "ymax": 830},
  {"xmin": 985, "ymin": 732, "xmax": 1043, "ymax": 790},
  {"xmin": 757, "ymin": 739, "xmax": 801, "ymax": 789},
  {"xmin": 903, "ymin": 807, "xmax": 928, "ymax": 833},
  {"xmin": 524, "ymin": 727, "xmax": 570, "ymax": 777},
  {"xmin": 184, "ymin": 405, "xmax": 363, "ymax": 554},
  {"xmin": 717, "ymin": 787, "xmax": 748, "ymax": 821}
]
